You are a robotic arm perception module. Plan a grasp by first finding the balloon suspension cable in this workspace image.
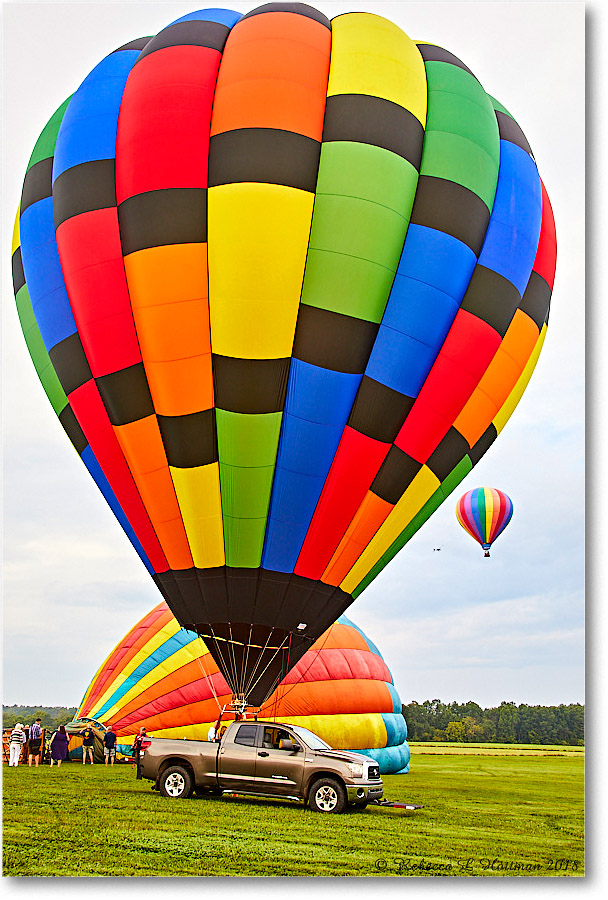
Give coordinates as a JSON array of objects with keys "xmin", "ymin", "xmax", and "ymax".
[
  {"xmin": 240, "ymin": 623, "xmax": 256, "ymax": 702},
  {"xmin": 213, "ymin": 704, "xmax": 228, "ymax": 733},
  {"xmin": 272, "ymin": 630, "xmax": 292, "ymax": 722},
  {"xmin": 197, "ymin": 623, "xmax": 235, "ymax": 708},
  {"xmin": 242, "ymin": 627, "xmax": 306, "ymax": 709},
  {"xmin": 193, "ymin": 633, "xmax": 222, "ymax": 713},
  {"xmin": 240, "ymin": 627, "xmax": 281, "ymax": 701},
  {"xmin": 271, "ymin": 671, "xmax": 279, "ymax": 722},
  {"xmin": 267, "ymin": 625, "xmax": 333, "ymax": 711},
  {"xmin": 240, "ymin": 628, "xmax": 290, "ymax": 703},
  {"xmin": 240, "ymin": 571, "xmax": 264, "ymax": 699},
  {"xmin": 225, "ymin": 623, "xmax": 241, "ymax": 698}
]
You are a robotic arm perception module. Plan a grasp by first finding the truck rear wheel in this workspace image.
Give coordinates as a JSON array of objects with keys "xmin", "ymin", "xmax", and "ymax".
[
  {"xmin": 159, "ymin": 765, "xmax": 193, "ymax": 799},
  {"xmin": 309, "ymin": 777, "xmax": 347, "ymax": 814}
]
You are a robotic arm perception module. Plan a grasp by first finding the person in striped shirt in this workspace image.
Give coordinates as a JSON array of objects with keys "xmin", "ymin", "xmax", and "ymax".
[
  {"xmin": 28, "ymin": 718, "xmax": 43, "ymax": 767},
  {"xmin": 9, "ymin": 723, "xmax": 26, "ymax": 766}
]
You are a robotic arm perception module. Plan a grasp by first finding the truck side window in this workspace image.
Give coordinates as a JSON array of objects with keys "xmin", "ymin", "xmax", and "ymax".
[
  {"xmin": 234, "ymin": 724, "xmax": 258, "ymax": 747},
  {"xmin": 262, "ymin": 727, "xmax": 292, "ymax": 750}
]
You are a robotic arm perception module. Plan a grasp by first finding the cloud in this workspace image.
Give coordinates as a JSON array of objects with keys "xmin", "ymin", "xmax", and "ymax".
[{"xmin": 352, "ymin": 589, "xmax": 584, "ymax": 706}]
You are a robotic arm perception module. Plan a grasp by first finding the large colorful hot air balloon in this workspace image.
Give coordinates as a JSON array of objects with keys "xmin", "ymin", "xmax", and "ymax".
[
  {"xmin": 74, "ymin": 604, "xmax": 410, "ymax": 774},
  {"xmin": 456, "ymin": 488, "xmax": 513, "ymax": 557},
  {"xmin": 12, "ymin": 3, "xmax": 556, "ymax": 707}
]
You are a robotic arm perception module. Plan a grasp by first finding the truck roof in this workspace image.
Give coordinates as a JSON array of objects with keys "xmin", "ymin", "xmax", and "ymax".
[{"xmin": 230, "ymin": 720, "xmax": 300, "ymax": 728}]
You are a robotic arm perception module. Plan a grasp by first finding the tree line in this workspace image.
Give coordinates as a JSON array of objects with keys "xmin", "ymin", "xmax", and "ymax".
[
  {"xmin": 3, "ymin": 705, "xmax": 77, "ymax": 732},
  {"xmin": 403, "ymin": 700, "xmax": 584, "ymax": 745},
  {"xmin": 4, "ymin": 701, "xmax": 585, "ymax": 746}
]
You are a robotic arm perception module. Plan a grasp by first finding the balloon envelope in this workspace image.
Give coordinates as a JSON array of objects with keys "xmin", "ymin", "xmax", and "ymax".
[
  {"xmin": 75, "ymin": 604, "xmax": 410, "ymax": 774},
  {"xmin": 456, "ymin": 487, "xmax": 514, "ymax": 555},
  {"xmin": 13, "ymin": 3, "xmax": 556, "ymax": 705}
]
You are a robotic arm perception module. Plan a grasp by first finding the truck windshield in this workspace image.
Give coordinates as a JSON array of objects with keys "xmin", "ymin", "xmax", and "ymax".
[{"xmin": 290, "ymin": 726, "xmax": 332, "ymax": 751}]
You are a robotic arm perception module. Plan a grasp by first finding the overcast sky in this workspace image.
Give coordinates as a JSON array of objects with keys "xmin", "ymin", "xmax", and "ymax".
[{"xmin": 2, "ymin": 0, "xmax": 587, "ymax": 712}]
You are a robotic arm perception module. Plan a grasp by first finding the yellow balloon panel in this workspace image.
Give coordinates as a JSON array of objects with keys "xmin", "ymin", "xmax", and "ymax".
[
  {"xmin": 208, "ymin": 183, "xmax": 314, "ymax": 359},
  {"xmin": 327, "ymin": 12, "xmax": 427, "ymax": 125},
  {"xmin": 170, "ymin": 463, "xmax": 225, "ymax": 568}
]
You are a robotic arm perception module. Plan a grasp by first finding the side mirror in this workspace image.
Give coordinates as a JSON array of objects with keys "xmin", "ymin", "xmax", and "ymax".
[{"xmin": 278, "ymin": 739, "xmax": 301, "ymax": 752}]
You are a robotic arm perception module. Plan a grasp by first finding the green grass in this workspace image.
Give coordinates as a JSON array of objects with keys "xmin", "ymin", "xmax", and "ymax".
[{"xmin": 3, "ymin": 750, "xmax": 584, "ymax": 877}]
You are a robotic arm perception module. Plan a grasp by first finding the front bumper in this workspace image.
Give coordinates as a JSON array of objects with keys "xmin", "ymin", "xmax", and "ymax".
[{"xmin": 346, "ymin": 781, "xmax": 383, "ymax": 803}]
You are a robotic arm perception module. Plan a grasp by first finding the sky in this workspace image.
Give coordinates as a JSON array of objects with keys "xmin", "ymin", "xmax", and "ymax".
[{"xmin": 2, "ymin": 0, "xmax": 588, "ymax": 713}]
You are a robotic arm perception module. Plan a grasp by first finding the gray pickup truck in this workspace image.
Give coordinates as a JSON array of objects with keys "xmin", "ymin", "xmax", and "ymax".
[{"xmin": 139, "ymin": 719, "xmax": 383, "ymax": 813}]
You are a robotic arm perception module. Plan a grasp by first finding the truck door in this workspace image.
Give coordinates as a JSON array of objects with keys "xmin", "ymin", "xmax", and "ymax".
[
  {"xmin": 217, "ymin": 723, "xmax": 260, "ymax": 792},
  {"xmin": 254, "ymin": 726, "xmax": 305, "ymax": 796}
]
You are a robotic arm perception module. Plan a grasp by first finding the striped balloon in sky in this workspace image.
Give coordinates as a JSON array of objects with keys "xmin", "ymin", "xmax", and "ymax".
[
  {"xmin": 456, "ymin": 488, "xmax": 514, "ymax": 557},
  {"xmin": 75, "ymin": 604, "xmax": 410, "ymax": 774},
  {"xmin": 13, "ymin": 3, "xmax": 556, "ymax": 707}
]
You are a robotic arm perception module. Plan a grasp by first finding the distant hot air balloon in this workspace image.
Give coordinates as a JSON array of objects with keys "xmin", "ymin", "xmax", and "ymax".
[
  {"xmin": 74, "ymin": 604, "xmax": 410, "ymax": 774},
  {"xmin": 456, "ymin": 488, "xmax": 513, "ymax": 557},
  {"xmin": 13, "ymin": 3, "xmax": 556, "ymax": 708}
]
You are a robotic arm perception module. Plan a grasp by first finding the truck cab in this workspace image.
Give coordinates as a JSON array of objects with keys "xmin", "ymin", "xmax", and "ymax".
[{"xmin": 220, "ymin": 722, "xmax": 305, "ymax": 796}]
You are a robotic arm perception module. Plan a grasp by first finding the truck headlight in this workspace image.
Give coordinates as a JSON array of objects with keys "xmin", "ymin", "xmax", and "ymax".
[{"xmin": 346, "ymin": 762, "xmax": 364, "ymax": 778}]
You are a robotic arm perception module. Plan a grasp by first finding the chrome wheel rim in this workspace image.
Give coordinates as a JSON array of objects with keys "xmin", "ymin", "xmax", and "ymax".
[
  {"xmin": 315, "ymin": 785, "xmax": 338, "ymax": 811},
  {"xmin": 165, "ymin": 772, "xmax": 186, "ymax": 797}
]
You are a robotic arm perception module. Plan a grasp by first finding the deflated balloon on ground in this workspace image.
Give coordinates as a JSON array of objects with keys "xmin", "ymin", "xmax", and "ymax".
[{"xmin": 74, "ymin": 605, "xmax": 410, "ymax": 774}]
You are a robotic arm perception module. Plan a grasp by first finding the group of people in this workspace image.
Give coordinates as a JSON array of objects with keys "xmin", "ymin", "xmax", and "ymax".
[
  {"xmin": 7, "ymin": 720, "xmax": 119, "ymax": 767},
  {"xmin": 8, "ymin": 718, "xmax": 47, "ymax": 767},
  {"xmin": 79, "ymin": 723, "xmax": 119, "ymax": 766}
]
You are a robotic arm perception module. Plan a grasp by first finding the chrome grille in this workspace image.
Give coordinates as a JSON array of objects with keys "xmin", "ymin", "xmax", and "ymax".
[{"xmin": 368, "ymin": 764, "xmax": 380, "ymax": 779}]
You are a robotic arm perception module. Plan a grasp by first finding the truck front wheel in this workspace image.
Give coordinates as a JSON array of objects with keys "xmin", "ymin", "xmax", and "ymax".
[
  {"xmin": 309, "ymin": 778, "xmax": 347, "ymax": 813},
  {"xmin": 159, "ymin": 765, "xmax": 194, "ymax": 799}
]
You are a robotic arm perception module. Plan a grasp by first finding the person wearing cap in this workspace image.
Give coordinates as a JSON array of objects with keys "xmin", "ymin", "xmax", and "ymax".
[
  {"xmin": 28, "ymin": 718, "xmax": 43, "ymax": 767},
  {"xmin": 9, "ymin": 723, "xmax": 26, "ymax": 766}
]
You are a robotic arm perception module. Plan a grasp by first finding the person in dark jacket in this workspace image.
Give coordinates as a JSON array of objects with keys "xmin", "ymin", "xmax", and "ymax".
[
  {"xmin": 103, "ymin": 726, "xmax": 117, "ymax": 767},
  {"xmin": 131, "ymin": 727, "xmax": 147, "ymax": 779}
]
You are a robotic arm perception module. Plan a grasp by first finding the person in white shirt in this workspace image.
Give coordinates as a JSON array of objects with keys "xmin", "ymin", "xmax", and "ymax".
[{"xmin": 9, "ymin": 724, "xmax": 26, "ymax": 766}]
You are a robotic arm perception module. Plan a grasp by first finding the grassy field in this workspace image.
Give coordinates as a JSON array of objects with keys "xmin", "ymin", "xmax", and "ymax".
[{"xmin": 3, "ymin": 746, "xmax": 584, "ymax": 878}]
